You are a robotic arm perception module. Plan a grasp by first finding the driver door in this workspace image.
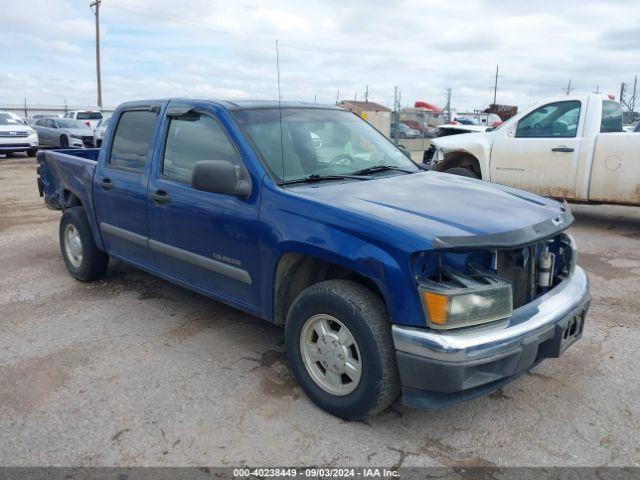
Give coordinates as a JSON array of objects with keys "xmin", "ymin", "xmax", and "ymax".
[{"xmin": 489, "ymin": 100, "xmax": 583, "ymax": 199}]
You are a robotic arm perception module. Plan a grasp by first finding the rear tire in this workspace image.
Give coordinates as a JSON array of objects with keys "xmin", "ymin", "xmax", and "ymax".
[
  {"xmin": 59, "ymin": 206, "xmax": 109, "ymax": 281},
  {"xmin": 285, "ymin": 280, "xmax": 400, "ymax": 420},
  {"xmin": 444, "ymin": 166, "xmax": 479, "ymax": 179}
]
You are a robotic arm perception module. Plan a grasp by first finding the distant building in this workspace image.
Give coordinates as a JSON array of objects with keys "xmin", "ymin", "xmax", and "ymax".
[{"xmin": 337, "ymin": 101, "xmax": 391, "ymax": 138}]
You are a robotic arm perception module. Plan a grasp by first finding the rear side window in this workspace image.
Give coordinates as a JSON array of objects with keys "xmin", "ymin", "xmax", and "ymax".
[
  {"xmin": 162, "ymin": 113, "xmax": 241, "ymax": 183},
  {"xmin": 110, "ymin": 110, "xmax": 158, "ymax": 172},
  {"xmin": 600, "ymin": 101, "xmax": 623, "ymax": 133}
]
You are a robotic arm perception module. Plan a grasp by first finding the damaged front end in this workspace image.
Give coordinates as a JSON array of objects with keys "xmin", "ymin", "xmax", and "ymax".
[
  {"xmin": 392, "ymin": 214, "xmax": 589, "ymax": 410},
  {"xmin": 411, "ymin": 230, "xmax": 577, "ymax": 330}
]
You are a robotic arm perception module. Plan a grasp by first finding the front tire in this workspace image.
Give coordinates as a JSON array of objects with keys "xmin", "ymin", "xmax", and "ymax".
[
  {"xmin": 60, "ymin": 135, "xmax": 69, "ymax": 148},
  {"xmin": 285, "ymin": 280, "xmax": 400, "ymax": 420},
  {"xmin": 59, "ymin": 206, "xmax": 109, "ymax": 281},
  {"xmin": 444, "ymin": 166, "xmax": 480, "ymax": 179},
  {"xmin": 27, "ymin": 147, "xmax": 38, "ymax": 157}
]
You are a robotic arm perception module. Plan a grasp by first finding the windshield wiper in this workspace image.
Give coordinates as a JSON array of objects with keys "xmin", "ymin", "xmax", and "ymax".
[
  {"xmin": 280, "ymin": 173, "xmax": 370, "ymax": 186},
  {"xmin": 351, "ymin": 165, "xmax": 415, "ymax": 176}
]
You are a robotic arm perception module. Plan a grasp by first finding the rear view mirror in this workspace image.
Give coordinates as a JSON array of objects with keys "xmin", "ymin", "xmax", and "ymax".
[{"xmin": 191, "ymin": 160, "xmax": 251, "ymax": 198}]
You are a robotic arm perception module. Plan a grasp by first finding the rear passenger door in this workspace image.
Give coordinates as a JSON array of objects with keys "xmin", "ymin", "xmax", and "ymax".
[
  {"xmin": 146, "ymin": 102, "xmax": 261, "ymax": 311},
  {"xmin": 93, "ymin": 105, "xmax": 162, "ymax": 268}
]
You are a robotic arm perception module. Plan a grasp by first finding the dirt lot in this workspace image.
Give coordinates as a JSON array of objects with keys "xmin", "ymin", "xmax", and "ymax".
[{"xmin": 1, "ymin": 154, "xmax": 639, "ymax": 468}]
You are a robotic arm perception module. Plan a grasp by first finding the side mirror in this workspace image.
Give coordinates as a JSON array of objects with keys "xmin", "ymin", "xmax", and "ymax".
[{"xmin": 191, "ymin": 160, "xmax": 251, "ymax": 198}]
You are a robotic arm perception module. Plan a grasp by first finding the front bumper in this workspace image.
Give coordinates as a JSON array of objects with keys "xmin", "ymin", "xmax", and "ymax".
[
  {"xmin": 0, "ymin": 136, "xmax": 38, "ymax": 152},
  {"xmin": 392, "ymin": 266, "xmax": 591, "ymax": 409}
]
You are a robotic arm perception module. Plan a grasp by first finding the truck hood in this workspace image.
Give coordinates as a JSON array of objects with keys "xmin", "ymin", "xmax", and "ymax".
[
  {"xmin": 292, "ymin": 171, "xmax": 569, "ymax": 250},
  {"xmin": 432, "ymin": 130, "xmax": 495, "ymax": 149}
]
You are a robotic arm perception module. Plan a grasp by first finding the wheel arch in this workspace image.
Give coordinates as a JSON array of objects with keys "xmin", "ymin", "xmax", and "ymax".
[
  {"xmin": 271, "ymin": 248, "xmax": 394, "ymax": 326},
  {"xmin": 433, "ymin": 150, "xmax": 482, "ymax": 177}
]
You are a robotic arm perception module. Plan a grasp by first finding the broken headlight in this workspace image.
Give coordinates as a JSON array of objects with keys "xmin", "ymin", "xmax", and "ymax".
[{"xmin": 419, "ymin": 265, "xmax": 513, "ymax": 330}]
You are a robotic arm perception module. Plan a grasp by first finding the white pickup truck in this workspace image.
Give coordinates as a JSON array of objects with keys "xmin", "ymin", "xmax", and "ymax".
[{"xmin": 428, "ymin": 94, "xmax": 640, "ymax": 205}]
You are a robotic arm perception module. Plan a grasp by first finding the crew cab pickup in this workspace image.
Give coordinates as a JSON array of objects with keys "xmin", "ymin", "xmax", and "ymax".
[
  {"xmin": 428, "ymin": 94, "xmax": 640, "ymax": 205},
  {"xmin": 37, "ymin": 99, "xmax": 591, "ymax": 419}
]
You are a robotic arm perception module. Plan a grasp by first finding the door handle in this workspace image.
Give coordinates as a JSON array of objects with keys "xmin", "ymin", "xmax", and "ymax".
[
  {"xmin": 551, "ymin": 146, "xmax": 574, "ymax": 153},
  {"xmin": 98, "ymin": 178, "xmax": 113, "ymax": 190},
  {"xmin": 151, "ymin": 189, "xmax": 172, "ymax": 205}
]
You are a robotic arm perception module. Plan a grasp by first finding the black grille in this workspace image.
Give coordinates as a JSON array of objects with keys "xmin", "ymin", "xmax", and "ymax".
[
  {"xmin": 0, "ymin": 143, "xmax": 30, "ymax": 148},
  {"xmin": 81, "ymin": 136, "xmax": 95, "ymax": 147},
  {"xmin": 496, "ymin": 245, "xmax": 537, "ymax": 309}
]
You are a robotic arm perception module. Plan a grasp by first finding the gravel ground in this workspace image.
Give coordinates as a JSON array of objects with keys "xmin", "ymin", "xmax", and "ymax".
[{"xmin": 1, "ymin": 153, "xmax": 639, "ymax": 468}]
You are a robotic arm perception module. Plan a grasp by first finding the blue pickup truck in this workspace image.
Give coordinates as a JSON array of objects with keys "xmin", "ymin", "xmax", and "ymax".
[{"xmin": 37, "ymin": 99, "xmax": 591, "ymax": 419}]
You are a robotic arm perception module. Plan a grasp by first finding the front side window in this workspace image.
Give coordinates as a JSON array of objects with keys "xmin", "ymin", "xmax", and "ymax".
[
  {"xmin": 516, "ymin": 101, "xmax": 581, "ymax": 138},
  {"xmin": 162, "ymin": 113, "xmax": 241, "ymax": 183},
  {"xmin": 233, "ymin": 108, "xmax": 419, "ymax": 182},
  {"xmin": 600, "ymin": 100, "xmax": 623, "ymax": 133},
  {"xmin": 110, "ymin": 110, "xmax": 158, "ymax": 172}
]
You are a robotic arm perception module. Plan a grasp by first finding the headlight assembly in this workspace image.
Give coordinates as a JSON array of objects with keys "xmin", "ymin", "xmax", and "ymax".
[
  {"xmin": 419, "ymin": 266, "xmax": 513, "ymax": 329},
  {"xmin": 70, "ymin": 134, "xmax": 83, "ymax": 139},
  {"xmin": 433, "ymin": 147, "xmax": 445, "ymax": 163}
]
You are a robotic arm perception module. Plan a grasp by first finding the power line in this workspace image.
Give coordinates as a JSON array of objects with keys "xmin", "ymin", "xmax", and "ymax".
[{"xmin": 106, "ymin": 0, "xmax": 360, "ymax": 57}]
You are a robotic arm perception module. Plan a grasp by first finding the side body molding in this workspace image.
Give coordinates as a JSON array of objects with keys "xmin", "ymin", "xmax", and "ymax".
[{"xmin": 100, "ymin": 222, "xmax": 252, "ymax": 285}]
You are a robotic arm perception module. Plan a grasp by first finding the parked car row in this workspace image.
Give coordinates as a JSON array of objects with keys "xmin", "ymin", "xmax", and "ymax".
[{"xmin": 0, "ymin": 110, "xmax": 110, "ymax": 156}]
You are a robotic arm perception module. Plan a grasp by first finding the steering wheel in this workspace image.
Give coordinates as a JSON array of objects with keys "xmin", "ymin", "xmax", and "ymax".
[{"xmin": 328, "ymin": 153, "xmax": 355, "ymax": 166}]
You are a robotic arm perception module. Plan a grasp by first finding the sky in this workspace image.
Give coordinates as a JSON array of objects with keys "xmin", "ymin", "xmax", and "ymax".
[{"xmin": 1, "ymin": 0, "xmax": 639, "ymax": 111}]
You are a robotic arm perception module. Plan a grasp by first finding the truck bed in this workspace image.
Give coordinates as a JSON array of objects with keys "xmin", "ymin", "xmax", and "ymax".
[{"xmin": 37, "ymin": 148, "xmax": 100, "ymax": 211}]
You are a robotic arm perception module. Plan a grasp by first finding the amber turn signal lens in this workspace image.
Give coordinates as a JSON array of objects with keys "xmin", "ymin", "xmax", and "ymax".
[{"xmin": 422, "ymin": 291, "xmax": 449, "ymax": 325}]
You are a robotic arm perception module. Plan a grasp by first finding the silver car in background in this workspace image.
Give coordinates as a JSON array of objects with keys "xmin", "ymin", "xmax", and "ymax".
[
  {"xmin": 32, "ymin": 118, "xmax": 95, "ymax": 149},
  {"xmin": 93, "ymin": 115, "xmax": 111, "ymax": 147}
]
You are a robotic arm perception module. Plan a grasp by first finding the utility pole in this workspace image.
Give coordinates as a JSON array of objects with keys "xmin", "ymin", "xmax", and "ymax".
[
  {"xmin": 620, "ymin": 83, "xmax": 627, "ymax": 104},
  {"xmin": 90, "ymin": 0, "xmax": 102, "ymax": 109},
  {"xmin": 631, "ymin": 75, "xmax": 637, "ymax": 114},
  {"xmin": 565, "ymin": 80, "xmax": 573, "ymax": 95},
  {"xmin": 491, "ymin": 65, "xmax": 500, "ymax": 105},
  {"xmin": 336, "ymin": 90, "xmax": 340, "ymax": 104},
  {"xmin": 23, "ymin": 98, "xmax": 28, "ymax": 118},
  {"xmin": 393, "ymin": 86, "xmax": 399, "ymax": 145},
  {"xmin": 445, "ymin": 88, "xmax": 452, "ymax": 122},
  {"xmin": 594, "ymin": 85, "xmax": 600, "ymax": 94},
  {"xmin": 365, "ymin": 85, "xmax": 368, "ymax": 102}
]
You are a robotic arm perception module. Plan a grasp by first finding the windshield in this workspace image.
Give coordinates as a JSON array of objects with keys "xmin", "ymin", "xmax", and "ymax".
[
  {"xmin": 57, "ymin": 119, "xmax": 89, "ymax": 129},
  {"xmin": 233, "ymin": 108, "xmax": 419, "ymax": 182},
  {"xmin": 0, "ymin": 113, "xmax": 24, "ymax": 126},
  {"xmin": 76, "ymin": 111, "xmax": 103, "ymax": 120}
]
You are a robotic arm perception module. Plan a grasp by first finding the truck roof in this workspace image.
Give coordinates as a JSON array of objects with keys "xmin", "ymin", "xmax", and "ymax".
[{"xmin": 116, "ymin": 98, "xmax": 343, "ymax": 111}]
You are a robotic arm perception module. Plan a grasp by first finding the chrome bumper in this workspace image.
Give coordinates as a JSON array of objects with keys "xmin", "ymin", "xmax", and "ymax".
[{"xmin": 393, "ymin": 266, "xmax": 591, "ymax": 363}]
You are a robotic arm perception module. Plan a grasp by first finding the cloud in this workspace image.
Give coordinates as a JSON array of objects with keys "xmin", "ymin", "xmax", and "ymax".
[{"xmin": 0, "ymin": 0, "xmax": 639, "ymax": 111}]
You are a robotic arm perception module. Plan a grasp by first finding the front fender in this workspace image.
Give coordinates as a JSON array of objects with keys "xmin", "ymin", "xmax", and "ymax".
[
  {"xmin": 432, "ymin": 134, "xmax": 493, "ymax": 179},
  {"xmin": 257, "ymin": 185, "xmax": 426, "ymax": 327}
]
